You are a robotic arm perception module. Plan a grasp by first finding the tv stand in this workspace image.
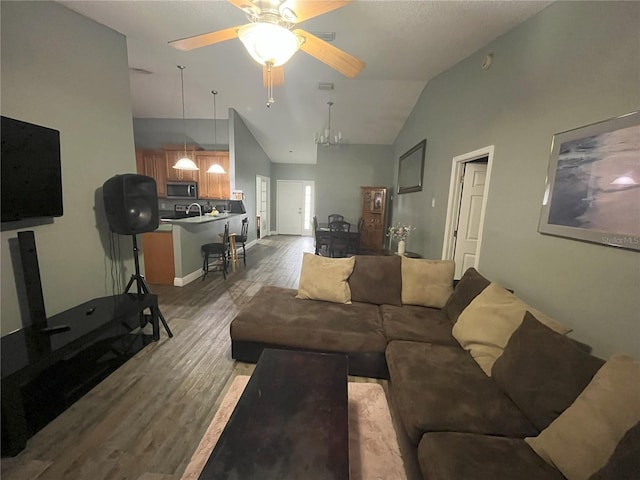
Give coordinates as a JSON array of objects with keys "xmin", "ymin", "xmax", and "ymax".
[{"xmin": 1, "ymin": 293, "xmax": 160, "ymax": 456}]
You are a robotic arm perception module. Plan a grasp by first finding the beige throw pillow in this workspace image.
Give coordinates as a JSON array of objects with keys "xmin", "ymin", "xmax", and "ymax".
[
  {"xmin": 296, "ymin": 253, "xmax": 355, "ymax": 304},
  {"xmin": 452, "ymin": 282, "xmax": 571, "ymax": 375},
  {"xmin": 525, "ymin": 354, "xmax": 640, "ymax": 480},
  {"xmin": 400, "ymin": 257, "xmax": 455, "ymax": 309}
]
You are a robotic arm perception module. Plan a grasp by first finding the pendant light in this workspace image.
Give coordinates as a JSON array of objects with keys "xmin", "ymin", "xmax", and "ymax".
[
  {"xmin": 173, "ymin": 65, "xmax": 199, "ymax": 171},
  {"xmin": 207, "ymin": 89, "xmax": 227, "ymax": 174}
]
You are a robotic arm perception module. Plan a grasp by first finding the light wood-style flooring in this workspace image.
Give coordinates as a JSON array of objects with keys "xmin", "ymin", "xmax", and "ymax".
[{"xmin": 1, "ymin": 235, "xmax": 397, "ymax": 480}]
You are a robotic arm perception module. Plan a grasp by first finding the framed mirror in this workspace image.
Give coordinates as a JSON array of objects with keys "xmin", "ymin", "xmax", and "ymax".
[{"xmin": 397, "ymin": 139, "xmax": 426, "ymax": 194}]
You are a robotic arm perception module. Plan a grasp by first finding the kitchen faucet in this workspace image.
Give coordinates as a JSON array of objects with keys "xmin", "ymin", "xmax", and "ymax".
[{"xmin": 187, "ymin": 203, "xmax": 202, "ymax": 216}]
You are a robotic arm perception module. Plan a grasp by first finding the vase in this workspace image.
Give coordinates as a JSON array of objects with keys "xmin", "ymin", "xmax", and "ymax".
[{"xmin": 397, "ymin": 240, "xmax": 406, "ymax": 256}]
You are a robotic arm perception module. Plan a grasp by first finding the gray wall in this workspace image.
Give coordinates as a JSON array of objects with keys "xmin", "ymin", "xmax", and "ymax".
[
  {"xmin": 391, "ymin": 1, "xmax": 640, "ymax": 358},
  {"xmin": 315, "ymin": 144, "xmax": 394, "ymax": 225},
  {"xmin": 133, "ymin": 117, "xmax": 229, "ymax": 151},
  {"xmin": 1, "ymin": 2, "xmax": 137, "ymax": 335},
  {"xmin": 229, "ymin": 108, "xmax": 272, "ymax": 243}
]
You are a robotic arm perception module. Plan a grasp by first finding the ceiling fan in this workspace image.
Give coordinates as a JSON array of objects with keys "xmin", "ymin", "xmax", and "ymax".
[{"xmin": 169, "ymin": 0, "xmax": 365, "ymax": 104}]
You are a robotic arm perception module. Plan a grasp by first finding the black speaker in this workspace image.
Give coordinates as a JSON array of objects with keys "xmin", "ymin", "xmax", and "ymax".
[{"xmin": 103, "ymin": 174, "xmax": 159, "ymax": 235}]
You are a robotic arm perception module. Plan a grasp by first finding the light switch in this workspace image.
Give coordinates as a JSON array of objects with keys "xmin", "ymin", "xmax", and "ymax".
[{"xmin": 431, "ymin": 198, "xmax": 436, "ymax": 208}]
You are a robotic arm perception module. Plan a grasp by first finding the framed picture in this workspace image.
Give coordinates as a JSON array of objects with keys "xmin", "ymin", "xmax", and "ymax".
[
  {"xmin": 397, "ymin": 139, "xmax": 426, "ymax": 194},
  {"xmin": 538, "ymin": 111, "xmax": 640, "ymax": 251}
]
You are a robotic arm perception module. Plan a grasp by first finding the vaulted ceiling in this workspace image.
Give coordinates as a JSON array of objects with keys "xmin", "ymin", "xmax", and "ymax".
[{"xmin": 58, "ymin": 1, "xmax": 551, "ymax": 164}]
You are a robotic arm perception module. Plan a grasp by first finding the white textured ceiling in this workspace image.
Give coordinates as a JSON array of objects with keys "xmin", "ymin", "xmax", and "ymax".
[{"xmin": 57, "ymin": 0, "xmax": 551, "ymax": 164}]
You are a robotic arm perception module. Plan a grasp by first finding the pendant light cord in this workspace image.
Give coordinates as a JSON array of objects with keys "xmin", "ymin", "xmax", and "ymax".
[
  {"xmin": 178, "ymin": 65, "xmax": 187, "ymax": 158},
  {"xmin": 212, "ymin": 90, "xmax": 218, "ymax": 146}
]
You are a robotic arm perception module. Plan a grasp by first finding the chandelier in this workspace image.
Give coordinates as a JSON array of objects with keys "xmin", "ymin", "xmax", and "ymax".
[
  {"xmin": 173, "ymin": 65, "xmax": 199, "ymax": 171},
  {"xmin": 314, "ymin": 101, "xmax": 343, "ymax": 146}
]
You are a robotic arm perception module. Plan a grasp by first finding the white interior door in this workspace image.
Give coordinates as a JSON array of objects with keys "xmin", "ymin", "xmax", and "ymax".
[
  {"xmin": 277, "ymin": 180, "xmax": 304, "ymax": 235},
  {"xmin": 453, "ymin": 162, "xmax": 487, "ymax": 278},
  {"xmin": 256, "ymin": 175, "xmax": 270, "ymax": 238}
]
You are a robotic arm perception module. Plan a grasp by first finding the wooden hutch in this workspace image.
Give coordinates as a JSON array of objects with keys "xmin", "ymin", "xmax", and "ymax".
[{"xmin": 359, "ymin": 186, "xmax": 388, "ymax": 253}]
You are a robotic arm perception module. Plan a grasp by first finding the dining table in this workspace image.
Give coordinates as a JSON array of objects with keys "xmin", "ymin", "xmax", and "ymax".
[{"xmin": 314, "ymin": 223, "xmax": 360, "ymax": 256}]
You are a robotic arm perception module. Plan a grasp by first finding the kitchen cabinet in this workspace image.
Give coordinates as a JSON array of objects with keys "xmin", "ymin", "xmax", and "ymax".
[
  {"xmin": 136, "ymin": 147, "xmax": 231, "ymax": 199},
  {"xmin": 360, "ymin": 187, "xmax": 388, "ymax": 253},
  {"xmin": 142, "ymin": 231, "xmax": 174, "ymax": 285},
  {"xmin": 136, "ymin": 149, "xmax": 167, "ymax": 198},
  {"xmin": 196, "ymin": 152, "xmax": 230, "ymax": 199}
]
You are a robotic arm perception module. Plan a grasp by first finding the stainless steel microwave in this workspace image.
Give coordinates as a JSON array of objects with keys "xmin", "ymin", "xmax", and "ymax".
[{"xmin": 166, "ymin": 182, "xmax": 197, "ymax": 199}]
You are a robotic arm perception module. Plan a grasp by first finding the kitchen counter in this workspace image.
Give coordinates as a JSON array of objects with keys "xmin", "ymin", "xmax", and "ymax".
[
  {"xmin": 160, "ymin": 212, "xmax": 241, "ymax": 225},
  {"xmin": 148, "ymin": 213, "xmax": 245, "ymax": 286}
]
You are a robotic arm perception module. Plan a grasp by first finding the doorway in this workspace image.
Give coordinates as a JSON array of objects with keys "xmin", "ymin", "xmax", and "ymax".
[
  {"xmin": 276, "ymin": 180, "xmax": 314, "ymax": 236},
  {"xmin": 255, "ymin": 175, "xmax": 270, "ymax": 238},
  {"xmin": 442, "ymin": 146, "xmax": 494, "ymax": 279}
]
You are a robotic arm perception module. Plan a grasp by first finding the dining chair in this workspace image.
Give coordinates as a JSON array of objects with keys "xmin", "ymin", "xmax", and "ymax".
[
  {"xmin": 329, "ymin": 220, "xmax": 351, "ymax": 257},
  {"xmin": 314, "ymin": 215, "xmax": 330, "ymax": 256},
  {"xmin": 328, "ymin": 214, "xmax": 344, "ymax": 223}
]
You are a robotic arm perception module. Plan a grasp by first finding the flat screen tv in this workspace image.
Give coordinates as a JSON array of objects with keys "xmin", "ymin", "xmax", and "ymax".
[{"xmin": 1, "ymin": 116, "xmax": 63, "ymax": 222}]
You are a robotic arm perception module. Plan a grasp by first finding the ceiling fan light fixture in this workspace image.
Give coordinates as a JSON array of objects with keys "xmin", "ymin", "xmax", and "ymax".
[{"xmin": 238, "ymin": 23, "xmax": 301, "ymax": 67}]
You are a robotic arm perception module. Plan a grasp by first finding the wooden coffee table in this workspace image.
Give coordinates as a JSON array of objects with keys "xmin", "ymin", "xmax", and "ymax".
[{"xmin": 198, "ymin": 349, "xmax": 349, "ymax": 479}]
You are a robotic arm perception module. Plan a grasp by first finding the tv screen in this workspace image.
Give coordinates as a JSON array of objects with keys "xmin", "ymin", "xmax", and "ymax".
[{"xmin": 1, "ymin": 116, "xmax": 63, "ymax": 222}]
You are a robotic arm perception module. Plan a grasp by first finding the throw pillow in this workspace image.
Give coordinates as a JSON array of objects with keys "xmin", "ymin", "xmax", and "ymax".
[
  {"xmin": 492, "ymin": 311, "xmax": 605, "ymax": 430},
  {"xmin": 400, "ymin": 257, "xmax": 455, "ymax": 309},
  {"xmin": 525, "ymin": 354, "xmax": 640, "ymax": 480},
  {"xmin": 452, "ymin": 282, "xmax": 572, "ymax": 376},
  {"xmin": 588, "ymin": 421, "xmax": 640, "ymax": 479},
  {"xmin": 296, "ymin": 253, "xmax": 355, "ymax": 304},
  {"xmin": 442, "ymin": 267, "xmax": 491, "ymax": 324},
  {"xmin": 349, "ymin": 255, "xmax": 402, "ymax": 306}
]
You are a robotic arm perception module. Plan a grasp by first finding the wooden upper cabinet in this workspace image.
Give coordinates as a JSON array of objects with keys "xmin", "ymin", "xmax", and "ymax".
[
  {"xmin": 360, "ymin": 187, "xmax": 388, "ymax": 253},
  {"xmin": 165, "ymin": 150, "xmax": 198, "ymax": 182},
  {"xmin": 139, "ymin": 149, "xmax": 167, "ymax": 198},
  {"xmin": 196, "ymin": 152, "xmax": 230, "ymax": 199}
]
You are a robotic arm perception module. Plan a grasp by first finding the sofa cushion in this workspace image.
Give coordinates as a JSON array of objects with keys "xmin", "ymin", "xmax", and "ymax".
[
  {"xmin": 380, "ymin": 304, "xmax": 458, "ymax": 346},
  {"xmin": 400, "ymin": 257, "xmax": 454, "ymax": 308},
  {"xmin": 442, "ymin": 267, "xmax": 490, "ymax": 324},
  {"xmin": 349, "ymin": 255, "xmax": 402, "ymax": 306},
  {"xmin": 452, "ymin": 282, "xmax": 572, "ymax": 375},
  {"xmin": 296, "ymin": 252, "xmax": 355, "ymax": 304},
  {"xmin": 231, "ymin": 286, "xmax": 387, "ymax": 353},
  {"xmin": 526, "ymin": 354, "xmax": 640, "ymax": 480},
  {"xmin": 589, "ymin": 421, "xmax": 640, "ymax": 480},
  {"xmin": 418, "ymin": 432, "xmax": 565, "ymax": 480},
  {"xmin": 385, "ymin": 340, "xmax": 537, "ymax": 445},
  {"xmin": 492, "ymin": 311, "xmax": 605, "ymax": 431}
]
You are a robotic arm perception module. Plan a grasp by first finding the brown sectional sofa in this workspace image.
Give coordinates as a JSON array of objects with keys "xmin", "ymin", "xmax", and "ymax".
[{"xmin": 229, "ymin": 254, "xmax": 639, "ymax": 479}]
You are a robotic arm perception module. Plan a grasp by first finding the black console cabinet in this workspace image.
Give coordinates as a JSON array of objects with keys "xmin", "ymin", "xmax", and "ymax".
[{"xmin": 1, "ymin": 293, "xmax": 159, "ymax": 456}]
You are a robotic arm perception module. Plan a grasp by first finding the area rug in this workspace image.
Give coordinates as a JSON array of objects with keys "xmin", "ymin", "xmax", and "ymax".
[{"xmin": 181, "ymin": 375, "xmax": 406, "ymax": 480}]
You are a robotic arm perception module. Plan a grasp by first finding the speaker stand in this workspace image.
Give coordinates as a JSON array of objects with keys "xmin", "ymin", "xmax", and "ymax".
[{"xmin": 124, "ymin": 234, "xmax": 173, "ymax": 338}]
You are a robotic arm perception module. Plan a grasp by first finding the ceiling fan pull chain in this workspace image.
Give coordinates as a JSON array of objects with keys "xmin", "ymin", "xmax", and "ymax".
[{"xmin": 266, "ymin": 61, "xmax": 275, "ymax": 108}]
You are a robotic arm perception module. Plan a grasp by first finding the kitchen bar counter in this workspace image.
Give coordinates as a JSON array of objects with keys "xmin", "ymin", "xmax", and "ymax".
[
  {"xmin": 160, "ymin": 212, "xmax": 241, "ymax": 225},
  {"xmin": 149, "ymin": 213, "xmax": 245, "ymax": 286}
]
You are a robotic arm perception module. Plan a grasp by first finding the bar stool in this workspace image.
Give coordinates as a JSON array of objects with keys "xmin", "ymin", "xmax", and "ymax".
[
  {"xmin": 201, "ymin": 222, "xmax": 229, "ymax": 280},
  {"xmin": 235, "ymin": 218, "xmax": 248, "ymax": 266}
]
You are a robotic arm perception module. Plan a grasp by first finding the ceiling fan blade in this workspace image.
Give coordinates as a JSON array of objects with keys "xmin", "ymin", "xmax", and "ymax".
[
  {"xmin": 283, "ymin": 1, "xmax": 351, "ymax": 23},
  {"xmin": 294, "ymin": 29, "xmax": 365, "ymax": 78},
  {"xmin": 169, "ymin": 26, "xmax": 241, "ymax": 51},
  {"xmin": 263, "ymin": 65, "xmax": 285, "ymax": 87}
]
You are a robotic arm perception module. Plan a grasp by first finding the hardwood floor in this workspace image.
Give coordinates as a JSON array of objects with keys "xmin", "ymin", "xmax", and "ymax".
[{"xmin": 1, "ymin": 235, "xmax": 329, "ymax": 480}]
